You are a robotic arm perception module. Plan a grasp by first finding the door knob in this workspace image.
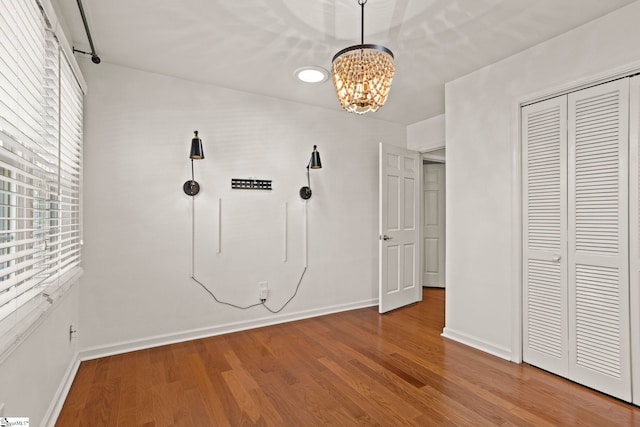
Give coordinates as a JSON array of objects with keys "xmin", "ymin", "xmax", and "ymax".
[
  {"xmin": 551, "ymin": 255, "xmax": 561, "ymax": 262},
  {"xmin": 382, "ymin": 235, "xmax": 392, "ymax": 241}
]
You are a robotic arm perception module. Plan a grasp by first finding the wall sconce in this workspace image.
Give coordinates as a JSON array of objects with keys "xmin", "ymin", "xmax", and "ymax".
[
  {"xmin": 183, "ymin": 130, "xmax": 204, "ymax": 196},
  {"xmin": 299, "ymin": 145, "xmax": 322, "ymax": 199}
]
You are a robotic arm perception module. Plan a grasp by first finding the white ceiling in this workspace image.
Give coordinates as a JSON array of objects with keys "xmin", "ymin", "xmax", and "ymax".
[{"xmin": 53, "ymin": 0, "xmax": 636, "ymax": 125}]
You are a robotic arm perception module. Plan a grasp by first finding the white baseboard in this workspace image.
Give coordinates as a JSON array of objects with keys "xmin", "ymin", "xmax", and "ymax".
[
  {"xmin": 441, "ymin": 327, "xmax": 512, "ymax": 361},
  {"xmin": 43, "ymin": 351, "xmax": 81, "ymax": 427},
  {"xmin": 79, "ymin": 298, "xmax": 378, "ymax": 361}
]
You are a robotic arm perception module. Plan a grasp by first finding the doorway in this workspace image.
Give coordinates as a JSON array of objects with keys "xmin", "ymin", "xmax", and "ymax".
[{"xmin": 422, "ymin": 149, "xmax": 446, "ymax": 288}]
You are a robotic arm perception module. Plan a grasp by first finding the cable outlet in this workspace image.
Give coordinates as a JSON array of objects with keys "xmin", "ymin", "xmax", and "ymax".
[{"xmin": 259, "ymin": 281, "xmax": 269, "ymax": 302}]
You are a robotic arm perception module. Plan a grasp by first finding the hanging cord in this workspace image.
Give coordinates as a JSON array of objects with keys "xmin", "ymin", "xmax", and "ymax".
[
  {"xmin": 191, "ymin": 275, "xmax": 265, "ymax": 310},
  {"xmin": 262, "ymin": 267, "xmax": 307, "ymax": 314},
  {"xmin": 190, "ymin": 197, "xmax": 309, "ymax": 313},
  {"xmin": 191, "ymin": 266, "xmax": 308, "ymax": 313}
]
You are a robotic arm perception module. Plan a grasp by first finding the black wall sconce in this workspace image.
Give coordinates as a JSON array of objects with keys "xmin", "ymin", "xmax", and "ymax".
[
  {"xmin": 299, "ymin": 145, "xmax": 322, "ymax": 199},
  {"xmin": 183, "ymin": 131, "xmax": 204, "ymax": 196}
]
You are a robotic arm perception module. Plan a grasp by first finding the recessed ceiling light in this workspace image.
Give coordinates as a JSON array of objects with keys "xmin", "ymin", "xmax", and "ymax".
[{"xmin": 294, "ymin": 66, "xmax": 329, "ymax": 83}]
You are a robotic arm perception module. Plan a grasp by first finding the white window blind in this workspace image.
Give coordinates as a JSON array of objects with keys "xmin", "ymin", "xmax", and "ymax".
[
  {"xmin": 0, "ymin": 0, "xmax": 83, "ymax": 350},
  {"xmin": 59, "ymin": 56, "xmax": 82, "ymax": 276}
]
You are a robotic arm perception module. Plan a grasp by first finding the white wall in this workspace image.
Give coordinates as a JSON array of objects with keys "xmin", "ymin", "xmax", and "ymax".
[
  {"xmin": 0, "ymin": 283, "xmax": 80, "ymax": 426},
  {"xmin": 79, "ymin": 61, "xmax": 405, "ymax": 355},
  {"xmin": 407, "ymin": 114, "xmax": 445, "ymax": 152},
  {"xmin": 444, "ymin": 1, "xmax": 640, "ymax": 359}
]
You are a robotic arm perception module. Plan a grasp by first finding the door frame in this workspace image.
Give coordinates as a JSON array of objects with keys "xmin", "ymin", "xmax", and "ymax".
[
  {"xmin": 512, "ymin": 59, "xmax": 640, "ymax": 365},
  {"xmin": 422, "ymin": 148, "xmax": 446, "ymax": 163}
]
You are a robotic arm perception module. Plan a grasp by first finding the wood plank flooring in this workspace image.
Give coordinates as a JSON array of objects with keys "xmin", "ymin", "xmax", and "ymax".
[{"xmin": 56, "ymin": 289, "xmax": 640, "ymax": 426}]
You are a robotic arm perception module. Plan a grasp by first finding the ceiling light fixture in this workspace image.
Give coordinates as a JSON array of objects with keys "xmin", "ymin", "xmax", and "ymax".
[
  {"xmin": 332, "ymin": 0, "xmax": 394, "ymax": 114},
  {"xmin": 295, "ymin": 66, "xmax": 329, "ymax": 83}
]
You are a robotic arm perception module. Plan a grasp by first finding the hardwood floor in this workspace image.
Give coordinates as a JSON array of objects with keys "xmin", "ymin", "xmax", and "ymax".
[{"xmin": 57, "ymin": 289, "xmax": 640, "ymax": 426}]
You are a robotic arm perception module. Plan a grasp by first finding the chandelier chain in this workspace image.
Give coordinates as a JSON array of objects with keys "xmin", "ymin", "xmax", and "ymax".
[{"xmin": 360, "ymin": 0, "xmax": 365, "ymax": 44}]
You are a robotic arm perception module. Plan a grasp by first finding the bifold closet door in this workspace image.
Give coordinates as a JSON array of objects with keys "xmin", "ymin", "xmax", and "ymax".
[
  {"xmin": 522, "ymin": 96, "xmax": 569, "ymax": 378},
  {"xmin": 523, "ymin": 79, "xmax": 632, "ymax": 402},
  {"xmin": 567, "ymin": 78, "xmax": 631, "ymax": 401},
  {"xmin": 630, "ymin": 75, "xmax": 640, "ymax": 405}
]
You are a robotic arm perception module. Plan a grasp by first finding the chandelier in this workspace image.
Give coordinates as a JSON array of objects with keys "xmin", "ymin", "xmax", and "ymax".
[{"xmin": 332, "ymin": 0, "xmax": 395, "ymax": 114}]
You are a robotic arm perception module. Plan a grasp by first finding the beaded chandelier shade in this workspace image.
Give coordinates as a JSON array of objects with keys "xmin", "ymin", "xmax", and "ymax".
[{"xmin": 332, "ymin": 0, "xmax": 395, "ymax": 114}]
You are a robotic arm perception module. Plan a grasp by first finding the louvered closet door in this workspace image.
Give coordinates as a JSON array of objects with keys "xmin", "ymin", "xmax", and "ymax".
[
  {"xmin": 522, "ymin": 96, "xmax": 569, "ymax": 377},
  {"xmin": 567, "ymin": 78, "xmax": 631, "ymax": 401},
  {"xmin": 629, "ymin": 75, "xmax": 640, "ymax": 405}
]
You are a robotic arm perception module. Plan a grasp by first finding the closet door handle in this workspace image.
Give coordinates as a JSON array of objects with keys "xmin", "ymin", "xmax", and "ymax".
[{"xmin": 551, "ymin": 255, "xmax": 561, "ymax": 262}]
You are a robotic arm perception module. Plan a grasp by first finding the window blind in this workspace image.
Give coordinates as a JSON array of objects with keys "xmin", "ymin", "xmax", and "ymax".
[
  {"xmin": 0, "ymin": 0, "xmax": 83, "ymax": 348},
  {"xmin": 59, "ymin": 55, "xmax": 82, "ymax": 276}
]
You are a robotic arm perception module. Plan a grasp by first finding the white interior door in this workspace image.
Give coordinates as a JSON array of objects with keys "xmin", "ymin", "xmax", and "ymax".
[
  {"xmin": 522, "ymin": 95, "xmax": 569, "ymax": 378},
  {"xmin": 423, "ymin": 162, "xmax": 445, "ymax": 287},
  {"xmin": 379, "ymin": 143, "xmax": 420, "ymax": 313},
  {"xmin": 567, "ymin": 78, "xmax": 631, "ymax": 401}
]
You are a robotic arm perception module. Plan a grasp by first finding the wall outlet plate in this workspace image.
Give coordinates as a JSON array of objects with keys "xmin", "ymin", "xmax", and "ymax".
[
  {"xmin": 259, "ymin": 282, "xmax": 269, "ymax": 300},
  {"xmin": 69, "ymin": 324, "xmax": 77, "ymax": 341},
  {"xmin": 0, "ymin": 401, "xmax": 5, "ymax": 416}
]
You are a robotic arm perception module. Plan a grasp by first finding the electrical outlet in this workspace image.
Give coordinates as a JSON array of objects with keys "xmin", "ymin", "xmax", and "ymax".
[
  {"xmin": 259, "ymin": 282, "xmax": 269, "ymax": 302},
  {"xmin": 0, "ymin": 401, "xmax": 5, "ymax": 417}
]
